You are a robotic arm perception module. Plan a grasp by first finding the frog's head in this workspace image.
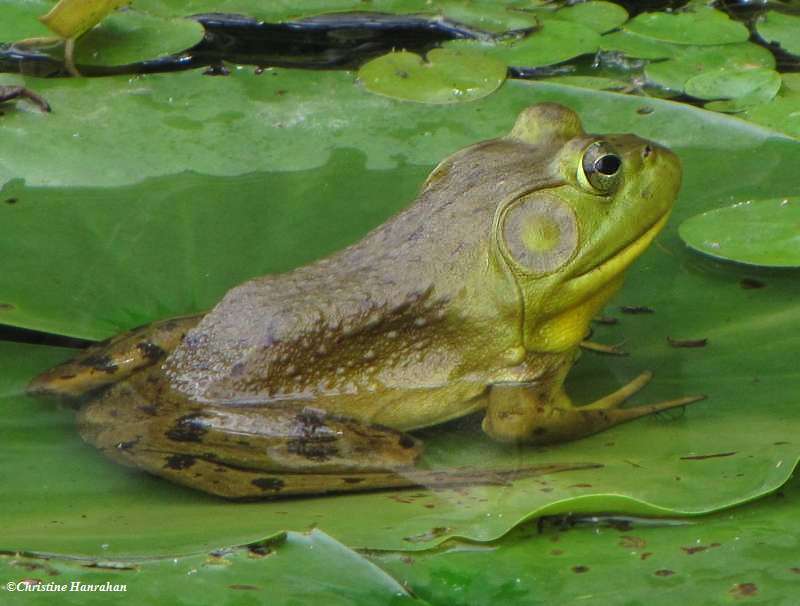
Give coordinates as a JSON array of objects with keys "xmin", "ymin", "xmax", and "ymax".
[{"xmin": 492, "ymin": 104, "xmax": 682, "ymax": 353}]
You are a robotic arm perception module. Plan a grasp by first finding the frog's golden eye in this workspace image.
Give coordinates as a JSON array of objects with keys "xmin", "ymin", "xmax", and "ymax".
[
  {"xmin": 502, "ymin": 194, "xmax": 579, "ymax": 275},
  {"xmin": 579, "ymin": 141, "xmax": 622, "ymax": 194}
]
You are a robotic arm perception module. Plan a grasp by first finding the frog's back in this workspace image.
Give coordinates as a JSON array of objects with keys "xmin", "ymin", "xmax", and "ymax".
[{"xmin": 165, "ymin": 136, "xmax": 561, "ymax": 406}]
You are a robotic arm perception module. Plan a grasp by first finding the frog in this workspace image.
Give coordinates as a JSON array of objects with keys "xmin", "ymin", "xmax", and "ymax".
[{"xmin": 28, "ymin": 103, "xmax": 703, "ymax": 500}]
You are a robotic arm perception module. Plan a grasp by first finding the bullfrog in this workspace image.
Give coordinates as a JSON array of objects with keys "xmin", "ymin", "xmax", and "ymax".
[{"xmin": 29, "ymin": 103, "xmax": 702, "ymax": 499}]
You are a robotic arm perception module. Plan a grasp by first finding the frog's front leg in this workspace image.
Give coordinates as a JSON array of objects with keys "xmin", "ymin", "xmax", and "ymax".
[{"xmin": 483, "ymin": 367, "xmax": 705, "ymax": 445}]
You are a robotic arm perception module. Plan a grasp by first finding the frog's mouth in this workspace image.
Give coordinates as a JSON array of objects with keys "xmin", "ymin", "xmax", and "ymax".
[{"xmin": 565, "ymin": 211, "xmax": 670, "ymax": 294}]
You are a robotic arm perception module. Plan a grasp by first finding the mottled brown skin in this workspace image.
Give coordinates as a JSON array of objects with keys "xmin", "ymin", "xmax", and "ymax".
[{"xmin": 29, "ymin": 104, "xmax": 703, "ymax": 499}]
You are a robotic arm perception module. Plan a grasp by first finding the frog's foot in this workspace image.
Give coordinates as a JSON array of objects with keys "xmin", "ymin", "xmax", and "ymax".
[
  {"xmin": 484, "ymin": 371, "xmax": 706, "ymax": 445},
  {"xmin": 27, "ymin": 314, "xmax": 203, "ymax": 398},
  {"xmin": 0, "ymin": 85, "xmax": 51, "ymax": 113}
]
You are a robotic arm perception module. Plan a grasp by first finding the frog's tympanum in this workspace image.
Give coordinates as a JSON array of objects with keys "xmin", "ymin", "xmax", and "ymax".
[{"xmin": 29, "ymin": 104, "xmax": 702, "ymax": 499}]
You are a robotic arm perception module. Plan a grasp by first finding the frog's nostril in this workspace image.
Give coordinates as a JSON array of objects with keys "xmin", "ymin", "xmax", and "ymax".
[{"xmin": 642, "ymin": 145, "xmax": 653, "ymax": 159}]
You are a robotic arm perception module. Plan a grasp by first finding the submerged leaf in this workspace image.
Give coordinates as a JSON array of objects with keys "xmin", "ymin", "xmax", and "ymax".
[{"xmin": 684, "ymin": 68, "xmax": 781, "ymax": 102}]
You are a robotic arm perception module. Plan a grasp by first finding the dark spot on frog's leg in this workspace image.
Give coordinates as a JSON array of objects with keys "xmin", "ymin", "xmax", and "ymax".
[
  {"xmin": 137, "ymin": 405, "xmax": 157, "ymax": 416},
  {"xmin": 165, "ymin": 413, "xmax": 209, "ymax": 443},
  {"xmin": 343, "ymin": 477, "xmax": 365, "ymax": 484},
  {"xmin": 286, "ymin": 437, "xmax": 339, "ymax": 462},
  {"xmin": 79, "ymin": 354, "xmax": 119, "ymax": 374},
  {"xmin": 533, "ymin": 427, "xmax": 547, "ymax": 437},
  {"xmin": 572, "ymin": 565, "xmax": 589, "ymax": 574},
  {"xmin": 4, "ymin": 198, "xmax": 17, "ymax": 205},
  {"xmin": 135, "ymin": 341, "xmax": 166, "ymax": 363},
  {"xmin": 251, "ymin": 478, "xmax": 285, "ymax": 492},
  {"xmin": 164, "ymin": 454, "xmax": 197, "ymax": 470},
  {"xmin": 398, "ymin": 434, "xmax": 416, "ymax": 449}
]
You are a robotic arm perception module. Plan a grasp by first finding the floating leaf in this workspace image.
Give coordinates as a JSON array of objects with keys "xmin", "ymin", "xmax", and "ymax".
[
  {"xmin": 679, "ymin": 198, "xmax": 800, "ymax": 268},
  {"xmin": 685, "ymin": 67, "xmax": 781, "ymax": 102},
  {"xmin": 0, "ymin": 530, "xmax": 416, "ymax": 604},
  {"xmin": 1, "ymin": 72, "xmax": 800, "ymax": 558},
  {"xmin": 644, "ymin": 42, "xmax": 774, "ymax": 93},
  {"xmin": 0, "ymin": 0, "xmax": 53, "ymax": 40},
  {"xmin": 371, "ymin": 478, "xmax": 800, "ymax": 604},
  {"xmin": 357, "ymin": 48, "xmax": 507, "ymax": 104},
  {"xmin": 439, "ymin": 2, "xmax": 538, "ymax": 33},
  {"xmin": 73, "ymin": 10, "xmax": 205, "ymax": 66},
  {"xmin": 756, "ymin": 10, "xmax": 800, "ymax": 58},
  {"xmin": 624, "ymin": 6, "xmax": 749, "ymax": 46},
  {"xmin": 39, "ymin": 0, "xmax": 131, "ymax": 40},
  {"xmin": 599, "ymin": 30, "xmax": 677, "ymax": 59},
  {"xmin": 550, "ymin": 0, "xmax": 628, "ymax": 34},
  {"xmin": 447, "ymin": 19, "xmax": 601, "ymax": 68}
]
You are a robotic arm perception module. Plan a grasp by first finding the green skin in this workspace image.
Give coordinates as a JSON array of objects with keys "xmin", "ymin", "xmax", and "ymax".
[{"xmin": 29, "ymin": 103, "xmax": 698, "ymax": 500}]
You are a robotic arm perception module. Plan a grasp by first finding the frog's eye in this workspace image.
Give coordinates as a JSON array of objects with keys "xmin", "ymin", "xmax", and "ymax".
[
  {"xmin": 579, "ymin": 141, "xmax": 622, "ymax": 194},
  {"xmin": 501, "ymin": 194, "xmax": 579, "ymax": 275}
]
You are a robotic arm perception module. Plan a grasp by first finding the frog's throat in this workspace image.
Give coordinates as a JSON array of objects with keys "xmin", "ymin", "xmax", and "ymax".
[{"xmin": 564, "ymin": 211, "xmax": 670, "ymax": 296}]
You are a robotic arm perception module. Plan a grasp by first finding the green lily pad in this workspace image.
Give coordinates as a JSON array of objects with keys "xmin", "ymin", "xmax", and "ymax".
[
  {"xmin": 756, "ymin": 10, "xmax": 800, "ymax": 58},
  {"xmin": 446, "ymin": 19, "xmax": 601, "ymax": 68},
  {"xmin": 679, "ymin": 197, "xmax": 800, "ymax": 268},
  {"xmin": 742, "ymin": 95, "xmax": 800, "ymax": 140},
  {"xmin": 357, "ymin": 48, "xmax": 507, "ymax": 104},
  {"xmin": 599, "ymin": 30, "xmax": 677, "ymax": 60},
  {"xmin": 371, "ymin": 478, "xmax": 800, "ymax": 605},
  {"xmin": 548, "ymin": 0, "xmax": 628, "ymax": 34},
  {"xmin": 684, "ymin": 67, "xmax": 781, "ymax": 102},
  {"xmin": 0, "ymin": 530, "xmax": 417, "ymax": 605},
  {"xmin": 438, "ymin": 2, "xmax": 538, "ymax": 34},
  {"xmin": 624, "ymin": 6, "xmax": 749, "ymax": 46},
  {"xmin": 73, "ymin": 9, "xmax": 205, "ymax": 67},
  {"xmin": 1, "ymin": 71, "xmax": 800, "ymax": 558},
  {"xmin": 644, "ymin": 42, "xmax": 775, "ymax": 93}
]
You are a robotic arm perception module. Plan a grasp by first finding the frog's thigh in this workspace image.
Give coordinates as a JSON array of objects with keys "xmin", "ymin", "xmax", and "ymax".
[
  {"xmin": 483, "ymin": 375, "xmax": 703, "ymax": 445},
  {"xmin": 77, "ymin": 381, "xmax": 422, "ymax": 499}
]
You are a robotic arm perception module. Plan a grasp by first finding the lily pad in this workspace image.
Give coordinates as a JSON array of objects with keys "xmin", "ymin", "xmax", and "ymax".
[
  {"xmin": 438, "ymin": 2, "xmax": 538, "ymax": 34},
  {"xmin": 372, "ymin": 478, "xmax": 800, "ymax": 605},
  {"xmin": 0, "ymin": 0, "xmax": 53, "ymax": 40},
  {"xmin": 1, "ymin": 71, "xmax": 800, "ymax": 558},
  {"xmin": 684, "ymin": 67, "xmax": 781, "ymax": 102},
  {"xmin": 644, "ymin": 42, "xmax": 775, "ymax": 93},
  {"xmin": 446, "ymin": 19, "xmax": 601, "ymax": 68},
  {"xmin": 742, "ymin": 91, "xmax": 800, "ymax": 140},
  {"xmin": 756, "ymin": 10, "xmax": 800, "ymax": 58},
  {"xmin": 679, "ymin": 197, "xmax": 800, "ymax": 268},
  {"xmin": 599, "ymin": 30, "xmax": 677, "ymax": 60},
  {"xmin": 548, "ymin": 0, "xmax": 628, "ymax": 34},
  {"xmin": 624, "ymin": 6, "xmax": 749, "ymax": 46},
  {"xmin": 0, "ymin": 530, "xmax": 416, "ymax": 605},
  {"xmin": 72, "ymin": 9, "xmax": 205, "ymax": 67},
  {"xmin": 357, "ymin": 48, "xmax": 507, "ymax": 104}
]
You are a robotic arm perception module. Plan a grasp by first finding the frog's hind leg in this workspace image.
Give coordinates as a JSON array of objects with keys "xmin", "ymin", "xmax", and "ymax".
[
  {"xmin": 76, "ymin": 372, "xmax": 427, "ymax": 499},
  {"xmin": 484, "ymin": 371, "xmax": 706, "ymax": 445},
  {"xmin": 27, "ymin": 314, "xmax": 203, "ymax": 398}
]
